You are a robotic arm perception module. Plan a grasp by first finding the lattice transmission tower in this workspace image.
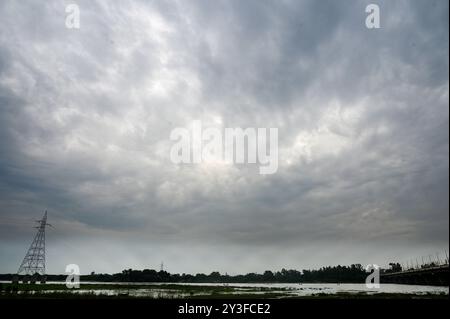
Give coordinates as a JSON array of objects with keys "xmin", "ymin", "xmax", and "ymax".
[{"xmin": 17, "ymin": 211, "xmax": 51, "ymax": 276}]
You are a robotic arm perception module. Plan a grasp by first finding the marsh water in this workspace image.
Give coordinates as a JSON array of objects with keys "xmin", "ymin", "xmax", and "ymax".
[{"xmin": 4, "ymin": 281, "xmax": 448, "ymax": 298}]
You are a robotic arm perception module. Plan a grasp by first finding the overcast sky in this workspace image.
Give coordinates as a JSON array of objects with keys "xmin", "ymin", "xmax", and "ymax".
[{"xmin": 0, "ymin": 0, "xmax": 448, "ymax": 275}]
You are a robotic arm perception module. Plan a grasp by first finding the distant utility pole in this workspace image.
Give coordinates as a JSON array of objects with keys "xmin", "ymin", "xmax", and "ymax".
[
  {"xmin": 160, "ymin": 261, "xmax": 164, "ymax": 272},
  {"xmin": 17, "ymin": 211, "xmax": 51, "ymax": 282}
]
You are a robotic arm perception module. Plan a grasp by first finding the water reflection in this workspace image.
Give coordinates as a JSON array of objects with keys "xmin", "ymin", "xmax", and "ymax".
[{"xmin": 9, "ymin": 282, "xmax": 448, "ymax": 298}]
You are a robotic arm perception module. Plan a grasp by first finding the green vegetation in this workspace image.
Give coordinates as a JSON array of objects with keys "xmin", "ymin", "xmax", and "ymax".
[{"xmin": 0, "ymin": 264, "xmax": 371, "ymax": 284}]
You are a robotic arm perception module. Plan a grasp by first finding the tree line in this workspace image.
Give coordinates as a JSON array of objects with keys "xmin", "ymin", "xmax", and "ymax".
[{"xmin": 1, "ymin": 263, "xmax": 381, "ymax": 283}]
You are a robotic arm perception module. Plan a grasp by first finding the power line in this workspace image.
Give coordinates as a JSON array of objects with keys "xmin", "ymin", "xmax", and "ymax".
[{"xmin": 16, "ymin": 211, "xmax": 51, "ymax": 281}]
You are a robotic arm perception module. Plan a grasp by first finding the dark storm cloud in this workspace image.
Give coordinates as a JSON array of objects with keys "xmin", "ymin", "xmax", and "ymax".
[{"xmin": 0, "ymin": 0, "xmax": 448, "ymax": 273}]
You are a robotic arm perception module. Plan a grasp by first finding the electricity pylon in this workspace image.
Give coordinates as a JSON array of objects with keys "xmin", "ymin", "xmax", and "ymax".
[{"xmin": 17, "ymin": 211, "xmax": 51, "ymax": 277}]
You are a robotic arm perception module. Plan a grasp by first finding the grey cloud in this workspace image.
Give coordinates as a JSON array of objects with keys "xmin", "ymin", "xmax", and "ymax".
[{"xmin": 0, "ymin": 0, "xmax": 448, "ymax": 274}]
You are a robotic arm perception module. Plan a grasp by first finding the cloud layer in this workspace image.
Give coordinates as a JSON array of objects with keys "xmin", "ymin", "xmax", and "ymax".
[{"xmin": 0, "ymin": 0, "xmax": 448, "ymax": 274}]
